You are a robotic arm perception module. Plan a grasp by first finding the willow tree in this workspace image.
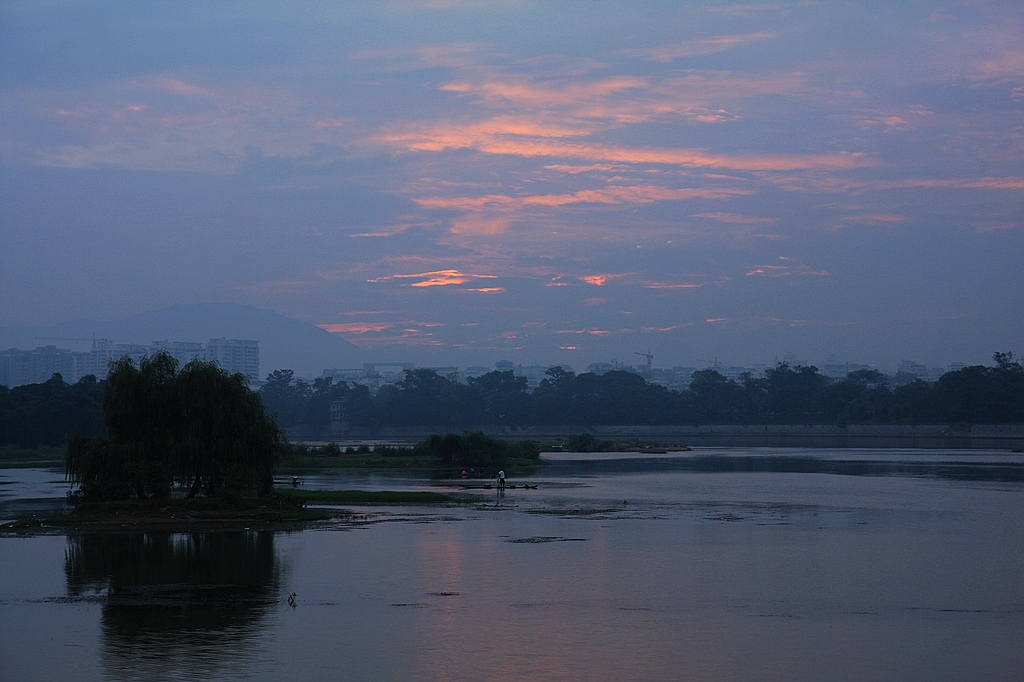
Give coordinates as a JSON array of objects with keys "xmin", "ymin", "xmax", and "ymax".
[{"xmin": 67, "ymin": 351, "xmax": 279, "ymax": 501}]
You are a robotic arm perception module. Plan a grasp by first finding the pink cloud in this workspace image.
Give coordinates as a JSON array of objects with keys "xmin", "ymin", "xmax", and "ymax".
[
  {"xmin": 579, "ymin": 273, "xmax": 632, "ymax": 286},
  {"xmin": 369, "ymin": 269, "xmax": 497, "ymax": 287},
  {"xmin": 543, "ymin": 164, "xmax": 619, "ymax": 174},
  {"xmin": 317, "ymin": 322, "xmax": 394, "ymax": 334},
  {"xmin": 416, "ymin": 184, "xmax": 754, "ymax": 213},
  {"xmin": 473, "ymin": 138, "xmax": 870, "ymax": 171},
  {"xmin": 440, "ymin": 76, "xmax": 649, "ymax": 107},
  {"xmin": 450, "ymin": 215, "xmax": 510, "ymax": 235}
]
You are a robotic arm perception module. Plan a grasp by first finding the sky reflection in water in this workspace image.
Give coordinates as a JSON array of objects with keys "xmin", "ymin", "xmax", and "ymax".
[{"xmin": 1, "ymin": 448, "xmax": 1023, "ymax": 681}]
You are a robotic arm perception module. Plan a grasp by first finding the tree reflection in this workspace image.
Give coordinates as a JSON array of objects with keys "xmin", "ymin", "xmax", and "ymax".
[{"xmin": 65, "ymin": 531, "xmax": 282, "ymax": 679}]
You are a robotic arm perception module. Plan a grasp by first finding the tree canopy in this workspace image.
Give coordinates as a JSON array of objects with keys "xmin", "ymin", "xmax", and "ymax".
[
  {"xmin": 0, "ymin": 373, "xmax": 104, "ymax": 448},
  {"xmin": 7, "ymin": 353, "xmax": 1021, "ymax": 452},
  {"xmin": 66, "ymin": 352, "xmax": 280, "ymax": 501}
]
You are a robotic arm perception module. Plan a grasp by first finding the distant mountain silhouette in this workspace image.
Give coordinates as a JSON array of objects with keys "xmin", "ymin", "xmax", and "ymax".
[{"xmin": 0, "ymin": 303, "xmax": 367, "ymax": 378}]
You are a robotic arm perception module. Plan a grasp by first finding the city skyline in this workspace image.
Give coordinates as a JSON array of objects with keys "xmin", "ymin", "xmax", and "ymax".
[{"xmin": 2, "ymin": 2, "xmax": 1022, "ymax": 370}]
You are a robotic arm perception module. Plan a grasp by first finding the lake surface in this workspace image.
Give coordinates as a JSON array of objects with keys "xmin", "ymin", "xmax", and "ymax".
[{"xmin": 2, "ymin": 448, "xmax": 1023, "ymax": 681}]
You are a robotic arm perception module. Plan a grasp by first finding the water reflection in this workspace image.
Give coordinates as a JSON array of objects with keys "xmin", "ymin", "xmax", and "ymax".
[
  {"xmin": 65, "ymin": 531, "xmax": 281, "ymax": 680},
  {"xmin": 544, "ymin": 453, "xmax": 1024, "ymax": 483}
]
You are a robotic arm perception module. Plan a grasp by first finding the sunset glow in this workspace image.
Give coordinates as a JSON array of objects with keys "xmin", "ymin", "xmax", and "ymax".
[{"xmin": 1, "ymin": 2, "xmax": 1020, "ymax": 368}]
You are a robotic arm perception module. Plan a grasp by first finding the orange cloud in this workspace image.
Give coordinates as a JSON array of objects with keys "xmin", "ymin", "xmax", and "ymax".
[
  {"xmin": 544, "ymin": 164, "xmax": 619, "ymax": 174},
  {"xmin": 440, "ymin": 76, "xmax": 649, "ymax": 107},
  {"xmin": 450, "ymin": 215, "xmax": 510, "ymax": 235},
  {"xmin": 369, "ymin": 269, "xmax": 497, "ymax": 287},
  {"xmin": 485, "ymin": 139, "xmax": 869, "ymax": 171},
  {"xmin": 416, "ymin": 184, "xmax": 753, "ymax": 212},
  {"xmin": 317, "ymin": 322, "xmax": 394, "ymax": 334},
  {"xmin": 387, "ymin": 124, "xmax": 871, "ymax": 171},
  {"xmin": 384, "ymin": 116, "xmax": 593, "ymax": 152},
  {"xmin": 580, "ymin": 273, "xmax": 632, "ymax": 286}
]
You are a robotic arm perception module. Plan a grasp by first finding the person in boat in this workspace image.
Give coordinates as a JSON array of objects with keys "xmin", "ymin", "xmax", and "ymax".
[{"xmin": 497, "ymin": 469, "xmax": 506, "ymax": 490}]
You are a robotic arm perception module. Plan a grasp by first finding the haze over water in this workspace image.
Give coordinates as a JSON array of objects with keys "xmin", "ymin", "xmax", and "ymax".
[{"xmin": 2, "ymin": 448, "xmax": 1022, "ymax": 681}]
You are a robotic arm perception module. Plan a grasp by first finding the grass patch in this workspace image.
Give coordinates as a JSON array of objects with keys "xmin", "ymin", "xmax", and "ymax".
[
  {"xmin": 277, "ymin": 488, "xmax": 459, "ymax": 505},
  {"xmin": 0, "ymin": 494, "xmax": 340, "ymax": 532},
  {"xmin": 0, "ymin": 445, "xmax": 65, "ymax": 467},
  {"xmin": 277, "ymin": 454, "xmax": 434, "ymax": 472},
  {"xmin": 276, "ymin": 454, "xmax": 548, "ymax": 475}
]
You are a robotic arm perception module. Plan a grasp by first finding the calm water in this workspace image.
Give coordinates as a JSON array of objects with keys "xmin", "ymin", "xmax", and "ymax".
[{"xmin": 2, "ymin": 448, "xmax": 1023, "ymax": 681}]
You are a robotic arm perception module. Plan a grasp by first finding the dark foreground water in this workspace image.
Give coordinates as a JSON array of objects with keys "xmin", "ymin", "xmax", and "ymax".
[{"xmin": 2, "ymin": 448, "xmax": 1023, "ymax": 681}]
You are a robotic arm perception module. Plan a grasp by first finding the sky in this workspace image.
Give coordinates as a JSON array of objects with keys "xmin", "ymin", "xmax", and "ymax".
[{"xmin": 1, "ymin": 1, "xmax": 1022, "ymax": 371}]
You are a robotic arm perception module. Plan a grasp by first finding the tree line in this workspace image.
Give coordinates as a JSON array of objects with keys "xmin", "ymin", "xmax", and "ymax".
[
  {"xmin": 262, "ymin": 352, "xmax": 1023, "ymax": 432},
  {"xmin": 2, "ymin": 352, "xmax": 1021, "ymax": 449}
]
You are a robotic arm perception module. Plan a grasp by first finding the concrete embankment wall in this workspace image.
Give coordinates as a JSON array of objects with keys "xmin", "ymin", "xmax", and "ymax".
[{"xmin": 303, "ymin": 424, "xmax": 1024, "ymax": 450}]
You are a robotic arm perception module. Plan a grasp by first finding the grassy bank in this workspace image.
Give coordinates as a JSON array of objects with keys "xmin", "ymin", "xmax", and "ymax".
[
  {"xmin": 276, "ymin": 452, "xmax": 547, "ymax": 475},
  {"xmin": 0, "ymin": 445, "xmax": 65, "ymax": 467},
  {"xmin": 0, "ymin": 487, "xmax": 472, "ymax": 533},
  {"xmin": 276, "ymin": 453, "xmax": 432, "ymax": 472},
  {"xmin": 276, "ymin": 488, "xmax": 460, "ymax": 505}
]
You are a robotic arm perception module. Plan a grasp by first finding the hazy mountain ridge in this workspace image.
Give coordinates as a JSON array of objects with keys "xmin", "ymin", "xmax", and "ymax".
[{"xmin": 0, "ymin": 303, "xmax": 367, "ymax": 378}]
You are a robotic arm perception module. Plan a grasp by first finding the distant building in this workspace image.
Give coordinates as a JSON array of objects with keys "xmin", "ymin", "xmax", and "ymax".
[
  {"xmin": 587, "ymin": 360, "xmax": 631, "ymax": 375},
  {"xmin": 206, "ymin": 338, "xmax": 260, "ymax": 380},
  {"xmin": 672, "ymin": 366, "xmax": 698, "ymax": 389},
  {"xmin": 0, "ymin": 338, "xmax": 260, "ymax": 387},
  {"xmin": 820, "ymin": 363, "xmax": 874, "ymax": 379},
  {"xmin": 647, "ymin": 367, "xmax": 676, "ymax": 387},
  {"xmin": 463, "ymin": 366, "xmax": 491, "ymax": 380},
  {"xmin": 424, "ymin": 366, "xmax": 461, "ymax": 381},
  {"xmin": 896, "ymin": 360, "xmax": 928, "ymax": 378},
  {"xmin": 0, "ymin": 346, "xmax": 76, "ymax": 387},
  {"xmin": 322, "ymin": 363, "xmax": 413, "ymax": 390}
]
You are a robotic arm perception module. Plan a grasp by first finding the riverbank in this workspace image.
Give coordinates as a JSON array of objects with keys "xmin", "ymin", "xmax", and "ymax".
[
  {"xmin": 0, "ymin": 489, "xmax": 469, "ymax": 535},
  {"xmin": 0, "ymin": 445, "xmax": 64, "ymax": 468},
  {"xmin": 314, "ymin": 424, "xmax": 1024, "ymax": 450}
]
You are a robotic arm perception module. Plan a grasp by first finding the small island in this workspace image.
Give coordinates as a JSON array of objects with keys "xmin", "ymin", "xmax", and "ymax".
[{"xmin": 3, "ymin": 353, "xmax": 547, "ymax": 532}]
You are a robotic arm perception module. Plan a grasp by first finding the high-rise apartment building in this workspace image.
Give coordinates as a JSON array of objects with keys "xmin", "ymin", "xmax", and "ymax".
[{"xmin": 0, "ymin": 338, "xmax": 260, "ymax": 387}]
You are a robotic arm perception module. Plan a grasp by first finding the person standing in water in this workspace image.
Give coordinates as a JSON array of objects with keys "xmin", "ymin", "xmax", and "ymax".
[{"xmin": 497, "ymin": 469, "xmax": 506, "ymax": 490}]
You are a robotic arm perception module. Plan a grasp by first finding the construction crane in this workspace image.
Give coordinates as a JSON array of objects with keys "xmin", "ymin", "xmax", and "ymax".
[
  {"xmin": 697, "ymin": 357, "xmax": 722, "ymax": 370},
  {"xmin": 634, "ymin": 348, "xmax": 653, "ymax": 374}
]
